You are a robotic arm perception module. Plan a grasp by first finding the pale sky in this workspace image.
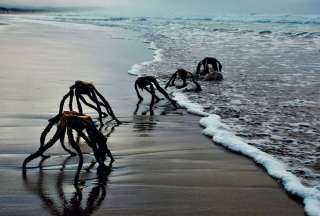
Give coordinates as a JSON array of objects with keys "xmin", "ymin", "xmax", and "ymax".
[{"xmin": 1, "ymin": 0, "xmax": 319, "ymax": 16}]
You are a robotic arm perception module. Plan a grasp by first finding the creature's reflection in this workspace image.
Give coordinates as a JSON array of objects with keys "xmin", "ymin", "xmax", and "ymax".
[
  {"xmin": 132, "ymin": 114, "xmax": 157, "ymax": 132},
  {"xmin": 23, "ymin": 156, "xmax": 110, "ymax": 216}
]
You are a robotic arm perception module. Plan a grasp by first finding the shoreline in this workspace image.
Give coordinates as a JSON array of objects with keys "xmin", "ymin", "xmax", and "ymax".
[{"xmin": 0, "ymin": 19, "xmax": 305, "ymax": 215}]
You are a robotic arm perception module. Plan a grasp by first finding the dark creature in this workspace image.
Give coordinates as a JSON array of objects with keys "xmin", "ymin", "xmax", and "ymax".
[
  {"xmin": 22, "ymin": 111, "xmax": 114, "ymax": 184},
  {"xmin": 165, "ymin": 68, "xmax": 202, "ymax": 92},
  {"xmin": 196, "ymin": 57, "xmax": 223, "ymax": 77},
  {"xmin": 59, "ymin": 80, "xmax": 121, "ymax": 125},
  {"xmin": 134, "ymin": 76, "xmax": 178, "ymax": 115}
]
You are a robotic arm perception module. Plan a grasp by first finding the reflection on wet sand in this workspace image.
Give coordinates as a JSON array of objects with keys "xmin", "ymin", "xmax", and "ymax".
[
  {"xmin": 23, "ymin": 156, "xmax": 110, "ymax": 216},
  {"xmin": 132, "ymin": 115, "xmax": 157, "ymax": 132}
]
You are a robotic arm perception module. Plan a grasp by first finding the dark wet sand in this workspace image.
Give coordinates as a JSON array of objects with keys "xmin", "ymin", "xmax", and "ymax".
[{"xmin": 0, "ymin": 20, "xmax": 304, "ymax": 215}]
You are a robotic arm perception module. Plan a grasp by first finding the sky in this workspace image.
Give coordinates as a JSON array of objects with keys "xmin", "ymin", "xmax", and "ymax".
[{"xmin": 0, "ymin": 0, "xmax": 319, "ymax": 16}]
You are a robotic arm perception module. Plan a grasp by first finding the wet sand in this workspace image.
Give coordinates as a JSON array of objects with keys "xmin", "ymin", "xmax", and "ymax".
[{"xmin": 0, "ymin": 20, "xmax": 304, "ymax": 215}]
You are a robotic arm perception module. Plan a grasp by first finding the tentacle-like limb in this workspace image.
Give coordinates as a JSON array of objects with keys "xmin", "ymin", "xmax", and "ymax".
[
  {"xmin": 152, "ymin": 80, "xmax": 178, "ymax": 108},
  {"xmin": 165, "ymin": 72, "xmax": 177, "ymax": 89},
  {"xmin": 39, "ymin": 120, "xmax": 56, "ymax": 158},
  {"xmin": 147, "ymin": 84, "xmax": 156, "ymax": 115},
  {"xmin": 196, "ymin": 61, "xmax": 202, "ymax": 75},
  {"xmin": 59, "ymin": 85, "xmax": 75, "ymax": 114},
  {"xmin": 75, "ymin": 93, "xmax": 83, "ymax": 115},
  {"xmin": 88, "ymin": 126, "xmax": 114, "ymax": 168},
  {"xmin": 134, "ymin": 100, "xmax": 142, "ymax": 115},
  {"xmin": 59, "ymin": 91, "xmax": 71, "ymax": 114},
  {"xmin": 77, "ymin": 130, "xmax": 105, "ymax": 168},
  {"xmin": 90, "ymin": 90, "xmax": 104, "ymax": 126},
  {"xmin": 59, "ymin": 127, "xmax": 76, "ymax": 156},
  {"xmin": 67, "ymin": 128, "xmax": 83, "ymax": 185},
  {"xmin": 23, "ymin": 126, "xmax": 63, "ymax": 170},
  {"xmin": 144, "ymin": 86, "xmax": 161, "ymax": 103},
  {"xmin": 93, "ymin": 88, "xmax": 121, "ymax": 124},
  {"xmin": 78, "ymin": 95, "xmax": 108, "ymax": 117},
  {"xmin": 135, "ymin": 81, "xmax": 143, "ymax": 102},
  {"xmin": 69, "ymin": 88, "xmax": 74, "ymax": 111}
]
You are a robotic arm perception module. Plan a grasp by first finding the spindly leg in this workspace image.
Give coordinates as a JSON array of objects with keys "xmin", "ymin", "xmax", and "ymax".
[
  {"xmin": 77, "ymin": 130, "xmax": 105, "ymax": 168},
  {"xmin": 23, "ymin": 126, "xmax": 62, "ymax": 170},
  {"xmin": 59, "ymin": 127, "xmax": 76, "ymax": 156},
  {"xmin": 153, "ymin": 82, "xmax": 178, "ymax": 108},
  {"xmin": 58, "ymin": 91, "xmax": 71, "ymax": 114},
  {"xmin": 75, "ymin": 93, "xmax": 83, "ymax": 114},
  {"xmin": 134, "ymin": 82, "xmax": 143, "ymax": 102},
  {"xmin": 165, "ymin": 73, "xmax": 177, "ymax": 89},
  {"xmin": 69, "ymin": 89, "xmax": 74, "ymax": 111},
  {"xmin": 93, "ymin": 88, "xmax": 121, "ymax": 124},
  {"xmin": 39, "ymin": 114, "xmax": 61, "ymax": 158},
  {"xmin": 147, "ymin": 85, "xmax": 156, "ymax": 115},
  {"xmin": 145, "ymin": 86, "xmax": 161, "ymax": 103},
  {"xmin": 134, "ymin": 100, "xmax": 142, "ymax": 115},
  {"xmin": 79, "ymin": 95, "xmax": 108, "ymax": 117},
  {"xmin": 39, "ymin": 121, "xmax": 55, "ymax": 158},
  {"xmin": 89, "ymin": 91, "xmax": 104, "ymax": 126},
  {"xmin": 67, "ymin": 128, "xmax": 83, "ymax": 185}
]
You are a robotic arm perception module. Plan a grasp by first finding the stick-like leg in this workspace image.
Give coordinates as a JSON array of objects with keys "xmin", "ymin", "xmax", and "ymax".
[
  {"xmin": 134, "ymin": 100, "xmax": 142, "ymax": 115},
  {"xmin": 165, "ymin": 73, "xmax": 177, "ymax": 89},
  {"xmin": 59, "ymin": 127, "xmax": 76, "ymax": 156},
  {"xmin": 69, "ymin": 89, "xmax": 74, "ymax": 111},
  {"xmin": 23, "ymin": 127, "xmax": 62, "ymax": 170},
  {"xmin": 153, "ymin": 81, "xmax": 178, "ymax": 108},
  {"xmin": 90, "ymin": 91, "xmax": 104, "ymax": 126},
  {"xmin": 79, "ymin": 95, "xmax": 108, "ymax": 117},
  {"xmin": 135, "ymin": 82, "xmax": 143, "ymax": 102},
  {"xmin": 93, "ymin": 88, "xmax": 121, "ymax": 124},
  {"xmin": 77, "ymin": 130, "xmax": 105, "ymax": 168},
  {"xmin": 145, "ymin": 86, "xmax": 161, "ymax": 103},
  {"xmin": 39, "ymin": 121, "xmax": 55, "ymax": 158},
  {"xmin": 147, "ymin": 85, "xmax": 156, "ymax": 115},
  {"xmin": 59, "ymin": 91, "xmax": 71, "ymax": 114},
  {"xmin": 67, "ymin": 128, "xmax": 83, "ymax": 185},
  {"xmin": 75, "ymin": 93, "xmax": 83, "ymax": 114}
]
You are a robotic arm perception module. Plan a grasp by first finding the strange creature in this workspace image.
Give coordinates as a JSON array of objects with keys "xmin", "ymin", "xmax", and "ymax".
[
  {"xmin": 22, "ymin": 111, "xmax": 114, "ymax": 184},
  {"xmin": 196, "ymin": 57, "xmax": 223, "ymax": 81},
  {"xmin": 59, "ymin": 80, "xmax": 121, "ymax": 125},
  {"xmin": 134, "ymin": 76, "xmax": 178, "ymax": 115},
  {"xmin": 165, "ymin": 68, "xmax": 202, "ymax": 92}
]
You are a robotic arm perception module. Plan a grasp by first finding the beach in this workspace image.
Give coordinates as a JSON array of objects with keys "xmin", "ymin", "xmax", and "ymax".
[{"xmin": 0, "ymin": 19, "xmax": 305, "ymax": 215}]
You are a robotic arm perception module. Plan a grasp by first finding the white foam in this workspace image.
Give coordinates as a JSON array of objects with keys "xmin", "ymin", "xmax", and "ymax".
[
  {"xmin": 172, "ymin": 91, "xmax": 320, "ymax": 216},
  {"xmin": 128, "ymin": 41, "xmax": 163, "ymax": 76}
]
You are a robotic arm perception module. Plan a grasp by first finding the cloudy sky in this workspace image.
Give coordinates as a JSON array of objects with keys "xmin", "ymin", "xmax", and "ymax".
[{"xmin": 1, "ymin": 0, "xmax": 319, "ymax": 16}]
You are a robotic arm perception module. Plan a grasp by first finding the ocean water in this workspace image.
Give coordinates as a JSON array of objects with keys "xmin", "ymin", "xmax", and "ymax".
[{"xmin": 7, "ymin": 12, "xmax": 320, "ymax": 214}]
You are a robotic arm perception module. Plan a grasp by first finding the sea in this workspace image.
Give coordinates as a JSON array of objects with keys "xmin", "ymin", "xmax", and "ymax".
[{"xmin": 2, "ymin": 11, "xmax": 320, "ymax": 215}]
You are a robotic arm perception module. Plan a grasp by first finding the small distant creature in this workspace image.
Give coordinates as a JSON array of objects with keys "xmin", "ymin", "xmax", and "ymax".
[
  {"xmin": 196, "ymin": 57, "xmax": 223, "ymax": 80},
  {"xmin": 22, "ymin": 111, "xmax": 114, "ymax": 184},
  {"xmin": 59, "ymin": 80, "xmax": 121, "ymax": 125},
  {"xmin": 134, "ymin": 76, "xmax": 178, "ymax": 114},
  {"xmin": 165, "ymin": 68, "xmax": 202, "ymax": 92}
]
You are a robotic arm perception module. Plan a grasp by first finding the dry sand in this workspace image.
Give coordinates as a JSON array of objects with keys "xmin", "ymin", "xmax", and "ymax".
[{"xmin": 0, "ymin": 19, "xmax": 304, "ymax": 215}]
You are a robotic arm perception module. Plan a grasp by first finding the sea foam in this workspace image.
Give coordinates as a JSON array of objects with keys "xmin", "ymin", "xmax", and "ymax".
[
  {"xmin": 173, "ymin": 91, "xmax": 320, "ymax": 216},
  {"xmin": 128, "ymin": 41, "xmax": 163, "ymax": 76}
]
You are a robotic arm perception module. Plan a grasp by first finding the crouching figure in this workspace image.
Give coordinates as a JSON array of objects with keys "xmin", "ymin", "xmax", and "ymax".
[
  {"xmin": 196, "ymin": 57, "xmax": 223, "ymax": 81},
  {"xmin": 165, "ymin": 68, "xmax": 202, "ymax": 92},
  {"xmin": 22, "ymin": 111, "xmax": 114, "ymax": 184},
  {"xmin": 134, "ymin": 76, "xmax": 178, "ymax": 114}
]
